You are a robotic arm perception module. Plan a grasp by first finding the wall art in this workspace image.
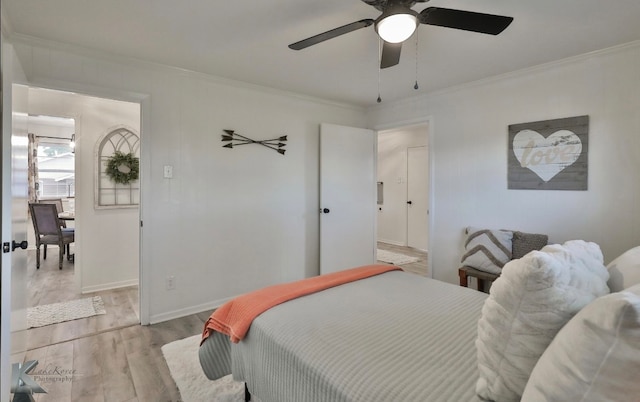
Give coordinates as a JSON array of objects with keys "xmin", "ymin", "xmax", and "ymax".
[
  {"xmin": 508, "ymin": 115, "xmax": 588, "ymax": 190},
  {"xmin": 95, "ymin": 126, "xmax": 140, "ymax": 208},
  {"xmin": 222, "ymin": 129, "xmax": 287, "ymax": 155}
]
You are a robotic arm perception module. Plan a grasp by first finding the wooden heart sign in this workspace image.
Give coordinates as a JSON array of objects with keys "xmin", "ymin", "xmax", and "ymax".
[
  {"xmin": 508, "ymin": 115, "xmax": 588, "ymax": 191},
  {"xmin": 512, "ymin": 129, "xmax": 582, "ymax": 182}
]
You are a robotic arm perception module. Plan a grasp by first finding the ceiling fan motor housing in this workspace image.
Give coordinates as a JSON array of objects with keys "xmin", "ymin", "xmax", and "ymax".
[{"xmin": 362, "ymin": 0, "xmax": 428, "ymax": 13}]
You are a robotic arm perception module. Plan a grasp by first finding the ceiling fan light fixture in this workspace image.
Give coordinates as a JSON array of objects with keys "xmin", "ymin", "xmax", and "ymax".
[{"xmin": 375, "ymin": 8, "xmax": 418, "ymax": 43}]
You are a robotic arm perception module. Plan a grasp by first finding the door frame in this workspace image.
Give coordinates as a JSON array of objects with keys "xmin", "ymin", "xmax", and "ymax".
[
  {"xmin": 374, "ymin": 116, "xmax": 434, "ymax": 277},
  {"xmin": 19, "ymin": 80, "xmax": 151, "ymax": 325}
]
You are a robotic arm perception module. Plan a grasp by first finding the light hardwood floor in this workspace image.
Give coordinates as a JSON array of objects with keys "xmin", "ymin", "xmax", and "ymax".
[
  {"xmin": 377, "ymin": 241, "xmax": 428, "ymax": 276},
  {"xmin": 21, "ymin": 243, "xmax": 427, "ymax": 401},
  {"xmin": 23, "ymin": 249, "xmax": 210, "ymax": 402}
]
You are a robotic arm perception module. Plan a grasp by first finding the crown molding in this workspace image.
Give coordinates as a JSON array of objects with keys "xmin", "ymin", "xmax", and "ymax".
[
  {"xmin": 8, "ymin": 32, "xmax": 365, "ymax": 112},
  {"xmin": 1, "ymin": 8, "xmax": 14, "ymax": 39},
  {"xmin": 368, "ymin": 39, "xmax": 640, "ymax": 112}
]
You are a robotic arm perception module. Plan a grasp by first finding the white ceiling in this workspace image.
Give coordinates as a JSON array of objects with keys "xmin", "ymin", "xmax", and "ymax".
[{"xmin": 3, "ymin": 0, "xmax": 640, "ymax": 107}]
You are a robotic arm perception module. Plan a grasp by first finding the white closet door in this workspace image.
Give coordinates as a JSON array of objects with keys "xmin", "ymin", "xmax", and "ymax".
[{"xmin": 407, "ymin": 146, "xmax": 429, "ymax": 251}]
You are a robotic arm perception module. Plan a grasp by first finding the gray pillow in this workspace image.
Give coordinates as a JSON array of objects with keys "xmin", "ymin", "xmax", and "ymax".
[{"xmin": 512, "ymin": 231, "xmax": 548, "ymax": 259}]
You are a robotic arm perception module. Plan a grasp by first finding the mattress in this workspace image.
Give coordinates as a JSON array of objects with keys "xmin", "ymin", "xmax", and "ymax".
[{"xmin": 200, "ymin": 270, "xmax": 488, "ymax": 402}]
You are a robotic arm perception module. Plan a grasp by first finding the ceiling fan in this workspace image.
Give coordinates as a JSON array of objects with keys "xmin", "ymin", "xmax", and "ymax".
[{"xmin": 289, "ymin": 0, "xmax": 513, "ymax": 69}]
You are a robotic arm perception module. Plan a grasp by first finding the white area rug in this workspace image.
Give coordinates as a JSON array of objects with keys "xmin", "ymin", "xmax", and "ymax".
[
  {"xmin": 162, "ymin": 334, "xmax": 257, "ymax": 402},
  {"xmin": 27, "ymin": 296, "xmax": 106, "ymax": 328},
  {"xmin": 377, "ymin": 249, "xmax": 419, "ymax": 265}
]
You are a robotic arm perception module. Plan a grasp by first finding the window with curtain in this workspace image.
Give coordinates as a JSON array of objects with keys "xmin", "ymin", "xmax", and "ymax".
[{"xmin": 36, "ymin": 138, "xmax": 75, "ymax": 198}]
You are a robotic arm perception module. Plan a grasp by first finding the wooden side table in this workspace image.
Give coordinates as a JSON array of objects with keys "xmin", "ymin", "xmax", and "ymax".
[{"xmin": 458, "ymin": 266, "xmax": 500, "ymax": 293}]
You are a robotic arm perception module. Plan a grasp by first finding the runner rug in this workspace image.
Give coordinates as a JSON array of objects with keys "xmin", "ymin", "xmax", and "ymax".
[
  {"xmin": 27, "ymin": 296, "xmax": 106, "ymax": 328},
  {"xmin": 377, "ymin": 249, "xmax": 420, "ymax": 265}
]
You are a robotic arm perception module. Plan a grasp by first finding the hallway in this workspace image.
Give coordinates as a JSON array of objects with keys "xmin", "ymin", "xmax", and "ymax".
[{"xmin": 377, "ymin": 241, "xmax": 428, "ymax": 277}]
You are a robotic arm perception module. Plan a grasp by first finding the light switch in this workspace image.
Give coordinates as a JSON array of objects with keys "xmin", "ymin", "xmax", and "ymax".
[{"xmin": 163, "ymin": 165, "xmax": 173, "ymax": 179}]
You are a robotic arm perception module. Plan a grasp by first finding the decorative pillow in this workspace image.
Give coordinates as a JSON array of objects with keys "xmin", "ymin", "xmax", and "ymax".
[
  {"xmin": 475, "ymin": 240, "xmax": 610, "ymax": 402},
  {"xmin": 606, "ymin": 246, "xmax": 640, "ymax": 292},
  {"xmin": 522, "ymin": 283, "xmax": 640, "ymax": 402},
  {"xmin": 511, "ymin": 231, "xmax": 548, "ymax": 259},
  {"xmin": 461, "ymin": 227, "xmax": 513, "ymax": 274}
]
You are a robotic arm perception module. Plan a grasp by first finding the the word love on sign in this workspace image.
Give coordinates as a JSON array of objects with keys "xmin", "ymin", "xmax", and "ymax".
[{"xmin": 508, "ymin": 116, "xmax": 588, "ymax": 190}]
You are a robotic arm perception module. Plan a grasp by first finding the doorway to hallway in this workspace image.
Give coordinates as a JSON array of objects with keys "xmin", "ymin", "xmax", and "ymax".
[
  {"xmin": 24, "ymin": 86, "xmax": 142, "ymax": 341},
  {"xmin": 376, "ymin": 122, "xmax": 430, "ymax": 274}
]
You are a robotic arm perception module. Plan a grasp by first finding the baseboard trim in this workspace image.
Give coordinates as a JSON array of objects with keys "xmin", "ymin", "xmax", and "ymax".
[
  {"xmin": 377, "ymin": 239, "xmax": 405, "ymax": 247},
  {"xmin": 148, "ymin": 296, "xmax": 234, "ymax": 325},
  {"xmin": 81, "ymin": 278, "xmax": 139, "ymax": 294}
]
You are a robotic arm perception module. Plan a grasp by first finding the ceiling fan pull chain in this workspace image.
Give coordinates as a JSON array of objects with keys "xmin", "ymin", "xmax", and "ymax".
[
  {"xmin": 377, "ymin": 37, "xmax": 382, "ymax": 103},
  {"xmin": 414, "ymin": 33, "xmax": 419, "ymax": 90}
]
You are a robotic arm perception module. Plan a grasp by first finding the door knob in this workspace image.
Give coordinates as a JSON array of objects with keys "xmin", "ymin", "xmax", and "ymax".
[
  {"xmin": 12, "ymin": 240, "xmax": 28, "ymax": 251},
  {"xmin": 320, "ymin": 208, "xmax": 330, "ymax": 214},
  {"xmin": 407, "ymin": 201, "xmax": 412, "ymax": 205}
]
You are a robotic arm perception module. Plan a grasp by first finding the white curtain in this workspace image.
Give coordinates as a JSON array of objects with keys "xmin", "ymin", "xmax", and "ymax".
[{"xmin": 28, "ymin": 132, "xmax": 39, "ymax": 203}]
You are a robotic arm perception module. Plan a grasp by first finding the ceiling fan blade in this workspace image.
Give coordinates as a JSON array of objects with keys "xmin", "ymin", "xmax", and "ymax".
[
  {"xmin": 419, "ymin": 7, "xmax": 513, "ymax": 35},
  {"xmin": 289, "ymin": 19, "xmax": 375, "ymax": 50},
  {"xmin": 380, "ymin": 41, "xmax": 402, "ymax": 69}
]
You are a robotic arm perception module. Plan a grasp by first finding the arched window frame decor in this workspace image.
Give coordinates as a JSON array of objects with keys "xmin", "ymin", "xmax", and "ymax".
[{"xmin": 94, "ymin": 125, "xmax": 140, "ymax": 209}]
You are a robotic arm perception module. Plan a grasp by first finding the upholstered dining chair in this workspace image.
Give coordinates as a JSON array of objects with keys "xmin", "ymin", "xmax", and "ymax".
[
  {"xmin": 38, "ymin": 199, "xmax": 74, "ymax": 250},
  {"xmin": 29, "ymin": 202, "xmax": 75, "ymax": 269},
  {"xmin": 38, "ymin": 198, "xmax": 68, "ymax": 229}
]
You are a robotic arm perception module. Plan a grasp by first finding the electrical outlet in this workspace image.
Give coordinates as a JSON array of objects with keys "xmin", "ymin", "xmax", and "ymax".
[
  {"xmin": 163, "ymin": 165, "xmax": 173, "ymax": 179},
  {"xmin": 166, "ymin": 275, "xmax": 176, "ymax": 290}
]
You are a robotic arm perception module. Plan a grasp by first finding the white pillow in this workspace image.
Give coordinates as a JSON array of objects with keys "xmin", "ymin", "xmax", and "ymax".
[
  {"xmin": 607, "ymin": 246, "xmax": 640, "ymax": 292},
  {"xmin": 475, "ymin": 240, "xmax": 610, "ymax": 402},
  {"xmin": 461, "ymin": 227, "xmax": 513, "ymax": 274},
  {"xmin": 522, "ymin": 283, "xmax": 640, "ymax": 402}
]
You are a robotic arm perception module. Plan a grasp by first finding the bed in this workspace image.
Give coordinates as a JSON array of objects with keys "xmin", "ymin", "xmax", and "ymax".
[
  {"xmin": 199, "ymin": 241, "xmax": 640, "ymax": 402},
  {"xmin": 199, "ymin": 268, "xmax": 488, "ymax": 402}
]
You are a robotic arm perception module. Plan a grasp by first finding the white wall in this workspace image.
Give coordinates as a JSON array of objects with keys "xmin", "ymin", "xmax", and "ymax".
[
  {"xmin": 367, "ymin": 42, "xmax": 640, "ymax": 285},
  {"xmin": 27, "ymin": 89, "xmax": 141, "ymax": 292},
  {"xmin": 10, "ymin": 36, "xmax": 367, "ymax": 322},
  {"xmin": 377, "ymin": 125, "xmax": 427, "ymax": 245}
]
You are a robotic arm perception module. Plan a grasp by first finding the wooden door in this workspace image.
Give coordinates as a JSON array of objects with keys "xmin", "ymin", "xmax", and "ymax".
[
  {"xmin": 1, "ymin": 75, "xmax": 29, "ymax": 399},
  {"xmin": 319, "ymin": 123, "xmax": 376, "ymax": 274},
  {"xmin": 407, "ymin": 146, "xmax": 429, "ymax": 251}
]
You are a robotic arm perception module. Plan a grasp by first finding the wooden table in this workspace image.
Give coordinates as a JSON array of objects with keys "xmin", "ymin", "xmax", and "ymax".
[
  {"xmin": 58, "ymin": 212, "xmax": 75, "ymax": 221},
  {"xmin": 58, "ymin": 212, "xmax": 75, "ymax": 261}
]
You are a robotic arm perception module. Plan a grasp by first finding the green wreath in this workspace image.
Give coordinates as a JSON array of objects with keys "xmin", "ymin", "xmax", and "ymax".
[{"xmin": 106, "ymin": 151, "xmax": 139, "ymax": 184}]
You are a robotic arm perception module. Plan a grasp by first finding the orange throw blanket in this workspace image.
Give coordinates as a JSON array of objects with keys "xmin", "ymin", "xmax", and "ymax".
[{"xmin": 201, "ymin": 264, "xmax": 400, "ymax": 344}]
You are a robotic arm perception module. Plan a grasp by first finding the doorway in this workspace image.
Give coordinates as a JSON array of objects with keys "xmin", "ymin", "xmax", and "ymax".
[
  {"xmin": 376, "ymin": 123, "xmax": 430, "ymax": 274},
  {"xmin": 24, "ymin": 87, "xmax": 142, "ymax": 349}
]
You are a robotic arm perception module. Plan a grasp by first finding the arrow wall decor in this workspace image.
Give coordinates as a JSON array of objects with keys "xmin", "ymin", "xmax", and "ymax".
[{"xmin": 222, "ymin": 129, "xmax": 287, "ymax": 155}]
